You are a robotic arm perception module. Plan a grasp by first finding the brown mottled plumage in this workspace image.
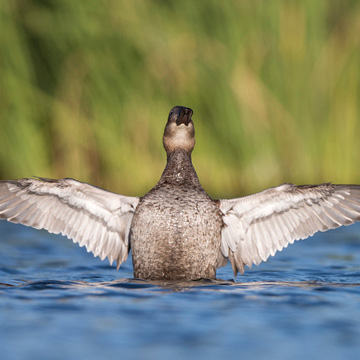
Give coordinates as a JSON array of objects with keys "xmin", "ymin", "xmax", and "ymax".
[
  {"xmin": 1, "ymin": 106, "xmax": 360, "ymax": 280},
  {"xmin": 132, "ymin": 108, "xmax": 222, "ymax": 279},
  {"xmin": 131, "ymin": 151, "xmax": 223, "ymax": 280}
]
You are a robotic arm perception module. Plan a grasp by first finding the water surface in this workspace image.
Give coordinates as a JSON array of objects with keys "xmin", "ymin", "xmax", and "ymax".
[{"xmin": 1, "ymin": 221, "xmax": 360, "ymax": 360}]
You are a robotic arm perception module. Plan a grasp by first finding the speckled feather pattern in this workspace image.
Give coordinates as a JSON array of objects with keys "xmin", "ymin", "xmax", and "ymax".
[{"xmin": 131, "ymin": 150, "xmax": 223, "ymax": 280}]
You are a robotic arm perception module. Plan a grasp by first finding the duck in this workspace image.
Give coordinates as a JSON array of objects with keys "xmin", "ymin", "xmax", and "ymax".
[{"xmin": 1, "ymin": 106, "xmax": 360, "ymax": 280}]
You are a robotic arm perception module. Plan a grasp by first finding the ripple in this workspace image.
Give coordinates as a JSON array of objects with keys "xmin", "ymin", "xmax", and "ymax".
[{"xmin": 1, "ymin": 277, "xmax": 360, "ymax": 293}]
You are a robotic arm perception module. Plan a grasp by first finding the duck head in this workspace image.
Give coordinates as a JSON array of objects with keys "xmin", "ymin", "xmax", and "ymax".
[{"xmin": 163, "ymin": 106, "xmax": 195, "ymax": 154}]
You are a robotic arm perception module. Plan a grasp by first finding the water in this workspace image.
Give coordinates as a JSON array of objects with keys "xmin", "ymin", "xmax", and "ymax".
[{"xmin": 1, "ymin": 221, "xmax": 360, "ymax": 360}]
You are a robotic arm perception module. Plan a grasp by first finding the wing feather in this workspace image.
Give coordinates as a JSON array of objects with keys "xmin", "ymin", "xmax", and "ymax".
[
  {"xmin": 0, "ymin": 178, "xmax": 139, "ymax": 269},
  {"xmin": 220, "ymin": 183, "xmax": 360, "ymax": 276}
]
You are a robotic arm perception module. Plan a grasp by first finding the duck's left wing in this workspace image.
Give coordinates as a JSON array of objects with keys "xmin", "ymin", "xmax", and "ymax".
[
  {"xmin": 0, "ymin": 178, "xmax": 139, "ymax": 269},
  {"xmin": 219, "ymin": 183, "xmax": 360, "ymax": 276}
]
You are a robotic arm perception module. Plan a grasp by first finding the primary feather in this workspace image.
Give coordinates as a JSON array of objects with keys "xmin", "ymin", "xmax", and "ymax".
[
  {"xmin": 0, "ymin": 178, "xmax": 139, "ymax": 269},
  {"xmin": 220, "ymin": 183, "xmax": 360, "ymax": 275}
]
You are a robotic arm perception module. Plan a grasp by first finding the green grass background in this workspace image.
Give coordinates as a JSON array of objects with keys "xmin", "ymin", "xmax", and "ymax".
[{"xmin": 1, "ymin": 0, "xmax": 360, "ymax": 198}]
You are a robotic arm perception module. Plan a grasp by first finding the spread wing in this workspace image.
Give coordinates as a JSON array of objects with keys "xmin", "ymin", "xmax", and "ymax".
[
  {"xmin": 0, "ymin": 178, "xmax": 139, "ymax": 269},
  {"xmin": 219, "ymin": 183, "xmax": 360, "ymax": 276}
]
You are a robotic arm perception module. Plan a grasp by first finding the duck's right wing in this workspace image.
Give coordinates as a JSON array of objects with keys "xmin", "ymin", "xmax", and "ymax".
[
  {"xmin": 219, "ymin": 183, "xmax": 360, "ymax": 276},
  {"xmin": 0, "ymin": 178, "xmax": 139, "ymax": 269}
]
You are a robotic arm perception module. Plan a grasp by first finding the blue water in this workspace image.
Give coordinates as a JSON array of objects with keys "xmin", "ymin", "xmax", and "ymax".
[{"xmin": 1, "ymin": 221, "xmax": 360, "ymax": 360}]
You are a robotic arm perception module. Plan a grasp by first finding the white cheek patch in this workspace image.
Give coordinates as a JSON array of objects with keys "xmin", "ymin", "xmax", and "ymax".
[
  {"xmin": 173, "ymin": 128, "xmax": 191, "ymax": 146},
  {"xmin": 164, "ymin": 124, "xmax": 195, "ymax": 152}
]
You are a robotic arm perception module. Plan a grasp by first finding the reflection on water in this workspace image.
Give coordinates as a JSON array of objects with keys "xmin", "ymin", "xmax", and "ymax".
[{"xmin": 1, "ymin": 221, "xmax": 360, "ymax": 360}]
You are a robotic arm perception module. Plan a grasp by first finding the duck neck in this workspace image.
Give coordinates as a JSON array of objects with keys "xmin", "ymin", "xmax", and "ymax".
[{"xmin": 158, "ymin": 149, "xmax": 201, "ymax": 187}]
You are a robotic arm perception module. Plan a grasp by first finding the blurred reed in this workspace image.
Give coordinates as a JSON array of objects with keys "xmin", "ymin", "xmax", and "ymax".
[{"xmin": 1, "ymin": 0, "xmax": 360, "ymax": 198}]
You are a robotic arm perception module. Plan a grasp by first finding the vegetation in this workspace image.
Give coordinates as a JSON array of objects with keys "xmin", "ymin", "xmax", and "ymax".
[{"xmin": 1, "ymin": 0, "xmax": 360, "ymax": 198}]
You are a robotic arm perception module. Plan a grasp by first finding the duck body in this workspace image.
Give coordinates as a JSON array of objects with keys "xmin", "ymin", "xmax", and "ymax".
[
  {"xmin": 1, "ymin": 105, "xmax": 360, "ymax": 281},
  {"xmin": 131, "ymin": 150, "xmax": 223, "ymax": 280}
]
